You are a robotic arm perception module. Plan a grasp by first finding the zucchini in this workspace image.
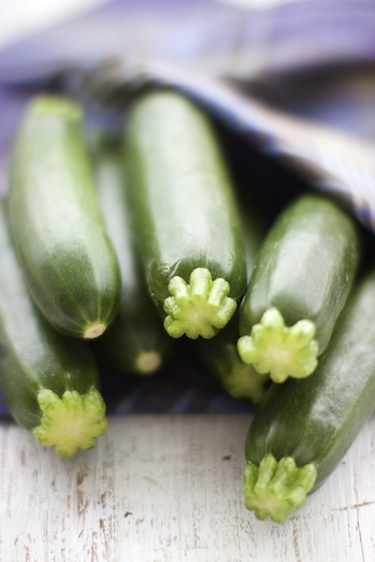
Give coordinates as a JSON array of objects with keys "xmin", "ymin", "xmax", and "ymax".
[
  {"xmin": 90, "ymin": 135, "xmax": 172, "ymax": 375},
  {"xmin": 242, "ymin": 267, "xmax": 375, "ymax": 522},
  {"xmin": 0, "ymin": 198, "xmax": 108, "ymax": 457},
  {"xmin": 125, "ymin": 89, "xmax": 247, "ymax": 339},
  {"xmin": 198, "ymin": 311, "xmax": 268, "ymax": 403},
  {"xmin": 237, "ymin": 193, "xmax": 361, "ymax": 383},
  {"xmin": 198, "ymin": 190, "xmax": 269, "ymax": 402},
  {"xmin": 8, "ymin": 95, "xmax": 121, "ymax": 339}
]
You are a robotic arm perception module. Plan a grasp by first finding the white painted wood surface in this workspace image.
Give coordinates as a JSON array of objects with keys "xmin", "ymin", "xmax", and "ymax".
[{"xmin": 0, "ymin": 414, "xmax": 374, "ymax": 562}]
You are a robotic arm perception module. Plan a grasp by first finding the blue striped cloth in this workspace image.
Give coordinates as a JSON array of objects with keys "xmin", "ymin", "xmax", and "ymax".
[{"xmin": 1, "ymin": 0, "xmax": 375, "ymax": 415}]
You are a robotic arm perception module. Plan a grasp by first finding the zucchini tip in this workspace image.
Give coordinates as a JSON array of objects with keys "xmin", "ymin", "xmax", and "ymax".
[
  {"xmin": 84, "ymin": 322, "xmax": 107, "ymax": 339},
  {"xmin": 221, "ymin": 362, "xmax": 268, "ymax": 402},
  {"xmin": 242, "ymin": 453, "xmax": 317, "ymax": 523},
  {"xmin": 29, "ymin": 94, "xmax": 82, "ymax": 121},
  {"xmin": 32, "ymin": 387, "xmax": 108, "ymax": 457},
  {"xmin": 135, "ymin": 350, "xmax": 163, "ymax": 375},
  {"xmin": 237, "ymin": 307, "xmax": 319, "ymax": 383},
  {"xmin": 163, "ymin": 267, "xmax": 237, "ymax": 339}
]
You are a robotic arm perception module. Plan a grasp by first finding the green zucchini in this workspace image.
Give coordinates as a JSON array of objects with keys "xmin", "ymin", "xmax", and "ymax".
[
  {"xmin": 0, "ymin": 198, "xmax": 108, "ymax": 457},
  {"xmin": 242, "ymin": 267, "xmax": 375, "ymax": 522},
  {"xmin": 198, "ymin": 311, "xmax": 268, "ymax": 403},
  {"xmin": 8, "ymin": 95, "xmax": 121, "ymax": 339},
  {"xmin": 125, "ymin": 89, "xmax": 247, "ymax": 339},
  {"xmin": 237, "ymin": 193, "xmax": 361, "ymax": 383},
  {"xmin": 90, "ymin": 135, "xmax": 172, "ymax": 375},
  {"xmin": 198, "ymin": 190, "xmax": 269, "ymax": 402}
]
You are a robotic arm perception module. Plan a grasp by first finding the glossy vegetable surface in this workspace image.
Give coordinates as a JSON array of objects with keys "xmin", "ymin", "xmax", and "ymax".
[
  {"xmin": 9, "ymin": 95, "xmax": 121, "ymax": 339},
  {"xmin": 125, "ymin": 89, "xmax": 247, "ymax": 339},
  {"xmin": 198, "ymin": 192, "xmax": 268, "ymax": 401},
  {"xmin": 0, "ymin": 199, "xmax": 108, "ymax": 457},
  {"xmin": 91, "ymin": 135, "xmax": 172, "ymax": 375},
  {"xmin": 243, "ymin": 267, "xmax": 375, "ymax": 522},
  {"xmin": 238, "ymin": 193, "xmax": 361, "ymax": 382}
]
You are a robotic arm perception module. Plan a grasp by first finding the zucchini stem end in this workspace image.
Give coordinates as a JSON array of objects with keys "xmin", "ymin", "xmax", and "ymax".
[
  {"xmin": 243, "ymin": 453, "xmax": 317, "ymax": 523},
  {"xmin": 32, "ymin": 387, "xmax": 108, "ymax": 457},
  {"xmin": 163, "ymin": 267, "xmax": 237, "ymax": 339},
  {"xmin": 220, "ymin": 362, "xmax": 268, "ymax": 403},
  {"xmin": 237, "ymin": 308, "xmax": 318, "ymax": 383},
  {"xmin": 135, "ymin": 350, "xmax": 163, "ymax": 375},
  {"xmin": 84, "ymin": 322, "xmax": 107, "ymax": 339}
]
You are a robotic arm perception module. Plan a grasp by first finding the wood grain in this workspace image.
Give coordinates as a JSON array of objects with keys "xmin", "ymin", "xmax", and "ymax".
[{"xmin": 0, "ymin": 414, "xmax": 374, "ymax": 561}]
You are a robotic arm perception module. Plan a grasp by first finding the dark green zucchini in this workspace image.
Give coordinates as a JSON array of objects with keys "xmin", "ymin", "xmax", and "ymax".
[
  {"xmin": 124, "ymin": 89, "xmax": 247, "ymax": 339},
  {"xmin": 198, "ymin": 311, "xmax": 268, "ymax": 403},
  {"xmin": 90, "ymin": 135, "xmax": 172, "ymax": 375},
  {"xmin": 8, "ymin": 95, "xmax": 121, "ymax": 339},
  {"xmin": 198, "ymin": 190, "xmax": 269, "ymax": 402},
  {"xmin": 237, "ymin": 193, "xmax": 361, "ymax": 382},
  {"xmin": 0, "ymin": 198, "xmax": 108, "ymax": 457},
  {"xmin": 242, "ymin": 267, "xmax": 375, "ymax": 522}
]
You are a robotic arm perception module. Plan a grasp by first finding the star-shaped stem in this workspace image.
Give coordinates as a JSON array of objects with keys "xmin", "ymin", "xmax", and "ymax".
[
  {"xmin": 32, "ymin": 387, "xmax": 108, "ymax": 457},
  {"xmin": 237, "ymin": 307, "xmax": 319, "ymax": 383},
  {"xmin": 219, "ymin": 362, "xmax": 268, "ymax": 403},
  {"xmin": 163, "ymin": 267, "xmax": 237, "ymax": 339},
  {"xmin": 243, "ymin": 453, "xmax": 317, "ymax": 523}
]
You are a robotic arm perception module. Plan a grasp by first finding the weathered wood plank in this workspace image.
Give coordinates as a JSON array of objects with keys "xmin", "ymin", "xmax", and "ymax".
[{"xmin": 0, "ymin": 414, "xmax": 374, "ymax": 561}]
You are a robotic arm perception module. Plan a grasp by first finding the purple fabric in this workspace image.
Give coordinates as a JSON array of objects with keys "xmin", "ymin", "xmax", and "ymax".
[{"xmin": 1, "ymin": 0, "xmax": 375, "ymax": 85}]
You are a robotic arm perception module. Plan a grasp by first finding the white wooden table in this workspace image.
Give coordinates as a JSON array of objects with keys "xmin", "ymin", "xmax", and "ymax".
[{"xmin": 0, "ymin": 413, "xmax": 374, "ymax": 561}]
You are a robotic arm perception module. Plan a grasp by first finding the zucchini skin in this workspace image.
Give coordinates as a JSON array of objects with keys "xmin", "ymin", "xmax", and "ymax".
[
  {"xmin": 8, "ymin": 95, "xmax": 121, "ymax": 339},
  {"xmin": 125, "ymin": 89, "xmax": 247, "ymax": 333},
  {"xmin": 0, "ymin": 198, "xmax": 107, "ymax": 453},
  {"xmin": 90, "ymin": 136, "xmax": 172, "ymax": 374},
  {"xmin": 245, "ymin": 267, "xmax": 375, "ymax": 495},
  {"xmin": 239, "ymin": 193, "xmax": 360, "ymax": 350},
  {"xmin": 238, "ymin": 193, "xmax": 361, "ymax": 382},
  {"xmin": 198, "ymin": 194, "xmax": 268, "ymax": 401}
]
